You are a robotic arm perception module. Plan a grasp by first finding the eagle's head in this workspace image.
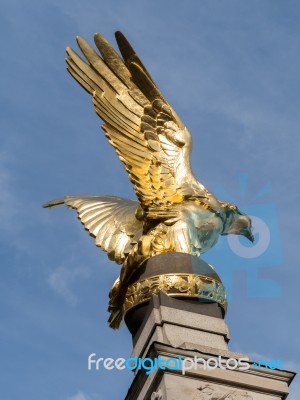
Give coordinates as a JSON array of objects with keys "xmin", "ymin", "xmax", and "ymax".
[{"xmin": 223, "ymin": 208, "xmax": 254, "ymax": 243}]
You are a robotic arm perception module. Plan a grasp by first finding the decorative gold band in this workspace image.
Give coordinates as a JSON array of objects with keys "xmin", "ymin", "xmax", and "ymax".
[{"xmin": 123, "ymin": 273, "xmax": 227, "ymax": 314}]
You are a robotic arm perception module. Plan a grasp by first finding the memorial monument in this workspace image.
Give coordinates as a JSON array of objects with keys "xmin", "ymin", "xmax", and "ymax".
[{"xmin": 44, "ymin": 31, "xmax": 295, "ymax": 399}]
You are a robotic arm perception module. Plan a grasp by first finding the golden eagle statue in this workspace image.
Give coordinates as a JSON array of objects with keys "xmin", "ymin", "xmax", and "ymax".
[{"xmin": 44, "ymin": 32, "xmax": 253, "ymax": 328}]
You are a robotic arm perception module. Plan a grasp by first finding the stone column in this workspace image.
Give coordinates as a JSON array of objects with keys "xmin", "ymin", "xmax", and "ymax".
[{"xmin": 123, "ymin": 255, "xmax": 295, "ymax": 400}]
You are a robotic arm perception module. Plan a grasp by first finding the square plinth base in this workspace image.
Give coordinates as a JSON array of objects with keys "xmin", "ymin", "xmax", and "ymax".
[{"xmin": 124, "ymin": 293, "xmax": 295, "ymax": 400}]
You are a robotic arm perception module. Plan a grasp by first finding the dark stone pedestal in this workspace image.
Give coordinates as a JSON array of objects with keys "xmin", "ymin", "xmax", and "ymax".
[{"xmin": 124, "ymin": 253, "xmax": 226, "ymax": 339}]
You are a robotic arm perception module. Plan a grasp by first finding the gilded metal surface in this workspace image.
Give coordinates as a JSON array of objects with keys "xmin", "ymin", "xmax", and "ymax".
[
  {"xmin": 44, "ymin": 31, "xmax": 253, "ymax": 328},
  {"xmin": 123, "ymin": 273, "xmax": 227, "ymax": 314}
]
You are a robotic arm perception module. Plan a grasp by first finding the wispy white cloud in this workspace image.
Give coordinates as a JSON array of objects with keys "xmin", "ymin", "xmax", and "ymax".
[
  {"xmin": 48, "ymin": 263, "xmax": 91, "ymax": 305},
  {"xmin": 68, "ymin": 391, "xmax": 90, "ymax": 400},
  {"xmin": 68, "ymin": 390, "xmax": 103, "ymax": 400}
]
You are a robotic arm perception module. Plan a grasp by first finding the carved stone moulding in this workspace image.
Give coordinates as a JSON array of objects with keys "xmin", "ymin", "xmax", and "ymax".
[
  {"xmin": 150, "ymin": 389, "xmax": 163, "ymax": 400},
  {"xmin": 193, "ymin": 384, "xmax": 253, "ymax": 400}
]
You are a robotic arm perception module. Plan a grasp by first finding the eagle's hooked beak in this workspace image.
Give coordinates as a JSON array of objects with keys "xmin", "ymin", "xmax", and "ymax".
[{"xmin": 243, "ymin": 228, "xmax": 255, "ymax": 243}]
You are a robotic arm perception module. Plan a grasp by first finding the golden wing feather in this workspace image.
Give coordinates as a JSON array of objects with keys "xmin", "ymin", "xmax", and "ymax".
[
  {"xmin": 66, "ymin": 32, "xmax": 208, "ymax": 218},
  {"xmin": 43, "ymin": 196, "xmax": 142, "ymax": 264}
]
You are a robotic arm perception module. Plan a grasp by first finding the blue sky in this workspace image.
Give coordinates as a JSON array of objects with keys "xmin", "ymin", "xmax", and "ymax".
[{"xmin": 1, "ymin": 0, "xmax": 300, "ymax": 398}]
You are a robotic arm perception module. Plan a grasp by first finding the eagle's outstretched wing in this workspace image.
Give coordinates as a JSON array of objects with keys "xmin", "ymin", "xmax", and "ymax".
[
  {"xmin": 66, "ymin": 32, "xmax": 208, "ymax": 219},
  {"xmin": 43, "ymin": 196, "xmax": 142, "ymax": 264}
]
